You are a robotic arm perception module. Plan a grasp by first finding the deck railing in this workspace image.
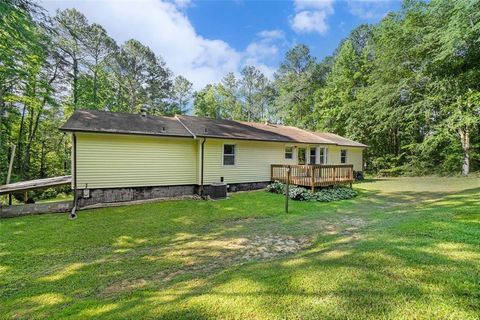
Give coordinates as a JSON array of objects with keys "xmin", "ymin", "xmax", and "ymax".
[{"xmin": 271, "ymin": 164, "xmax": 354, "ymax": 190}]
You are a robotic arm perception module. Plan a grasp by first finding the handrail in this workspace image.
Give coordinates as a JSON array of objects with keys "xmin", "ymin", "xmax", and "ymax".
[{"xmin": 270, "ymin": 164, "xmax": 353, "ymax": 189}]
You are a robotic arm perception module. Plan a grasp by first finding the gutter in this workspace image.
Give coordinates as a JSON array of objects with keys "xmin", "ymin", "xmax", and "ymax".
[
  {"xmin": 70, "ymin": 133, "xmax": 78, "ymax": 219},
  {"xmin": 175, "ymin": 116, "xmax": 208, "ymax": 198},
  {"xmin": 200, "ymin": 137, "xmax": 206, "ymax": 199}
]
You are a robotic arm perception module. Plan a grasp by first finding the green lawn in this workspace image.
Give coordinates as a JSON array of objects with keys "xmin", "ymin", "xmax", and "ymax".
[{"xmin": 1, "ymin": 177, "xmax": 479, "ymax": 319}]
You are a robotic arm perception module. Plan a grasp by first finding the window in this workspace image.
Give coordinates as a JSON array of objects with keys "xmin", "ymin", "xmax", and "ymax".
[
  {"xmin": 340, "ymin": 149, "xmax": 347, "ymax": 164},
  {"xmin": 319, "ymin": 147, "xmax": 328, "ymax": 164},
  {"xmin": 285, "ymin": 146, "xmax": 293, "ymax": 160},
  {"xmin": 297, "ymin": 147, "xmax": 306, "ymax": 165},
  {"xmin": 223, "ymin": 144, "xmax": 235, "ymax": 166},
  {"xmin": 309, "ymin": 147, "xmax": 316, "ymax": 164}
]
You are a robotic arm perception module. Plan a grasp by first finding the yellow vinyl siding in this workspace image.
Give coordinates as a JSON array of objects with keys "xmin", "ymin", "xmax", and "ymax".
[
  {"xmin": 74, "ymin": 133, "xmax": 364, "ymax": 188},
  {"xmin": 202, "ymin": 139, "xmax": 365, "ymax": 184},
  {"xmin": 327, "ymin": 146, "xmax": 364, "ymax": 171},
  {"xmin": 75, "ymin": 133, "xmax": 197, "ymax": 189},
  {"xmin": 202, "ymin": 139, "xmax": 298, "ymax": 185}
]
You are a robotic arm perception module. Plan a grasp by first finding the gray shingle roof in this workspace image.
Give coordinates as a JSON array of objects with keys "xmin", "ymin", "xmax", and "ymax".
[
  {"xmin": 60, "ymin": 110, "xmax": 192, "ymax": 137},
  {"xmin": 61, "ymin": 110, "xmax": 367, "ymax": 147}
]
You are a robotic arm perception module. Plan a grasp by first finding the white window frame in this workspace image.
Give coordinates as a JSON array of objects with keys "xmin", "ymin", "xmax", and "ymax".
[
  {"xmin": 319, "ymin": 147, "xmax": 328, "ymax": 165},
  {"xmin": 297, "ymin": 147, "xmax": 306, "ymax": 165},
  {"xmin": 222, "ymin": 143, "xmax": 236, "ymax": 166},
  {"xmin": 284, "ymin": 146, "xmax": 294, "ymax": 160},
  {"xmin": 340, "ymin": 149, "xmax": 347, "ymax": 164},
  {"xmin": 309, "ymin": 146, "xmax": 317, "ymax": 164}
]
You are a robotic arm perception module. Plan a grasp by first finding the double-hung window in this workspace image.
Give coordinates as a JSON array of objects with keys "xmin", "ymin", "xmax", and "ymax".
[
  {"xmin": 223, "ymin": 144, "xmax": 236, "ymax": 166},
  {"xmin": 319, "ymin": 147, "xmax": 328, "ymax": 164},
  {"xmin": 309, "ymin": 147, "xmax": 317, "ymax": 164},
  {"xmin": 340, "ymin": 149, "xmax": 347, "ymax": 164},
  {"xmin": 297, "ymin": 147, "xmax": 306, "ymax": 165},
  {"xmin": 285, "ymin": 146, "xmax": 293, "ymax": 160}
]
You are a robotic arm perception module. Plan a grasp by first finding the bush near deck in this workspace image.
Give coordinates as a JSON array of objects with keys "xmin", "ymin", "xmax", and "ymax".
[{"xmin": 267, "ymin": 180, "xmax": 357, "ymax": 201}]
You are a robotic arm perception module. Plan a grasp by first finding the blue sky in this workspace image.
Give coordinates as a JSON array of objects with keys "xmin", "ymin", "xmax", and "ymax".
[{"xmin": 42, "ymin": 0, "xmax": 402, "ymax": 89}]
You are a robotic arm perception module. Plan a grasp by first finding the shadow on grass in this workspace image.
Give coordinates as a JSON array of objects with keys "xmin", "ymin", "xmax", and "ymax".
[{"xmin": 0, "ymin": 186, "xmax": 479, "ymax": 319}]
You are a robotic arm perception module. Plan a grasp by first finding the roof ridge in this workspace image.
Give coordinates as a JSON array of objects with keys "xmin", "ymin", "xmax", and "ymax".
[
  {"xmin": 81, "ymin": 109, "xmax": 179, "ymax": 120},
  {"xmin": 174, "ymin": 115, "xmax": 196, "ymax": 139}
]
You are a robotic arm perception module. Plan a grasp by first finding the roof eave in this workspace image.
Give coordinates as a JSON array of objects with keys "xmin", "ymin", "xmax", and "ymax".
[{"xmin": 59, "ymin": 127, "xmax": 193, "ymax": 139}]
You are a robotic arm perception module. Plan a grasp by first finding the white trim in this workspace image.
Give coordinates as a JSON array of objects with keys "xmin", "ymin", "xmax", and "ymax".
[
  {"xmin": 319, "ymin": 146, "xmax": 328, "ymax": 164},
  {"xmin": 284, "ymin": 145, "xmax": 294, "ymax": 160},
  {"xmin": 174, "ymin": 115, "xmax": 196, "ymax": 139},
  {"xmin": 297, "ymin": 146, "xmax": 306, "ymax": 165},
  {"xmin": 309, "ymin": 146, "xmax": 317, "ymax": 164},
  {"xmin": 222, "ymin": 143, "xmax": 236, "ymax": 167},
  {"xmin": 340, "ymin": 149, "xmax": 348, "ymax": 164}
]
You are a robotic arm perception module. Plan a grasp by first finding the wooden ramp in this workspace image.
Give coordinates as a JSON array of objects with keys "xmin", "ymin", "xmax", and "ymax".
[{"xmin": 0, "ymin": 176, "xmax": 72, "ymax": 196}]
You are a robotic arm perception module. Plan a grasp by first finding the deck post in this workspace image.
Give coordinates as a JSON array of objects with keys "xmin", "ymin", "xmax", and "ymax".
[
  {"xmin": 333, "ymin": 167, "xmax": 336, "ymax": 185},
  {"xmin": 310, "ymin": 166, "xmax": 314, "ymax": 192},
  {"xmin": 285, "ymin": 166, "xmax": 290, "ymax": 213}
]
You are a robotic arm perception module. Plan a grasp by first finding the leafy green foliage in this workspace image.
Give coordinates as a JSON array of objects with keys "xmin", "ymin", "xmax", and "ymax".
[
  {"xmin": 0, "ymin": 3, "xmax": 192, "ymax": 184},
  {"xmin": 266, "ymin": 181, "xmax": 357, "ymax": 202},
  {"xmin": 265, "ymin": 180, "xmax": 285, "ymax": 194}
]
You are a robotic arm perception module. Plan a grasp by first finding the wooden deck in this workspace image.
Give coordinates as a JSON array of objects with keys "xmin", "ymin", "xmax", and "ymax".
[{"xmin": 271, "ymin": 164, "xmax": 353, "ymax": 190}]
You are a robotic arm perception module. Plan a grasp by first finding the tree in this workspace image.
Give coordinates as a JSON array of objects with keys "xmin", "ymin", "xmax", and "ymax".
[
  {"xmin": 112, "ymin": 39, "xmax": 172, "ymax": 114},
  {"xmin": 53, "ymin": 9, "xmax": 89, "ymax": 110},
  {"xmin": 170, "ymin": 75, "xmax": 193, "ymax": 115},
  {"xmin": 81, "ymin": 23, "xmax": 117, "ymax": 109},
  {"xmin": 274, "ymin": 44, "xmax": 320, "ymax": 128},
  {"xmin": 239, "ymin": 66, "xmax": 272, "ymax": 122},
  {"xmin": 193, "ymin": 84, "xmax": 222, "ymax": 118}
]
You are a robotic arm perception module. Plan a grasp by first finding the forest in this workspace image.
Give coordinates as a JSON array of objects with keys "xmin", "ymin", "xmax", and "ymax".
[{"xmin": 1, "ymin": 0, "xmax": 479, "ymax": 187}]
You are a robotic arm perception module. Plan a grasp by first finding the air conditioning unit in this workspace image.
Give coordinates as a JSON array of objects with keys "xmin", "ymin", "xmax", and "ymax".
[{"xmin": 209, "ymin": 182, "xmax": 227, "ymax": 200}]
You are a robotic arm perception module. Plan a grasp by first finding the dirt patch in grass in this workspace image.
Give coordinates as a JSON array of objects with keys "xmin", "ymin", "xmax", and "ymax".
[{"xmin": 101, "ymin": 234, "xmax": 314, "ymax": 296}]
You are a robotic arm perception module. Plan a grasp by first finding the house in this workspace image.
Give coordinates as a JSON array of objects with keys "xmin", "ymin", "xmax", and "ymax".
[{"xmin": 60, "ymin": 110, "xmax": 367, "ymax": 207}]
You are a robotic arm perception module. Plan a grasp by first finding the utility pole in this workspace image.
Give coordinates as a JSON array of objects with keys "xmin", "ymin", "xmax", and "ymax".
[{"xmin": 285, "ymin": 166, "xmax": 290, "ymax": 213}]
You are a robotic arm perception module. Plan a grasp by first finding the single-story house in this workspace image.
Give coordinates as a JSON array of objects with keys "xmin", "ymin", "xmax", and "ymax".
[{"xmin": 60, "ymin": 110, "xmax": 367, "ymax": 207}]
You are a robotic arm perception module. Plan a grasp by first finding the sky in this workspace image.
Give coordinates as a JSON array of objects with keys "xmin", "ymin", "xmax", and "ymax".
[{"xmin": 41, "ymin": 0, "xmax": 402, "ymax": 90}]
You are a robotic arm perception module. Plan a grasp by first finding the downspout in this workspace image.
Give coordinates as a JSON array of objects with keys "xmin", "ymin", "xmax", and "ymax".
[
  {"xmin": 200, "ymin": 137, "xmax": 206, "ymax": 199},
  {"xmin": 70, "ymin": 133, "xmax": 77, "ymax": 219}
]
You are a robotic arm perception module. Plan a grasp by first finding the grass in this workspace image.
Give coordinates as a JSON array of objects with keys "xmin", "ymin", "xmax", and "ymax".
[{"xmin": 0, "ymin": 176, "xmax": 479, "ymax": 319}]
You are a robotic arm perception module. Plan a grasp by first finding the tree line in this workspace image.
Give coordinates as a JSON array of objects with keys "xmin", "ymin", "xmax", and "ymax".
[
  {"xmin": 1, "ymin": 0, "xmax": 479, "ymax": 187},
  {"xmin": 194, "ymin": 0, "xmax": 480, "ymax": 175},
  {"xmin": 1, "ymin": 0, "xmax": 193, "ymax": 184}
]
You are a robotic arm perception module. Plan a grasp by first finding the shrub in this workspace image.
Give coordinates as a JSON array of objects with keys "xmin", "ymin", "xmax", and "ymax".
[
  {"xmin": 313, "ymin": 187, "xmax": 357, "ymax": 202},
  {"xmin": 266, "ymin": 180, "xmax": 285, "ymax": 194},
  {"xmin": 266, "ymin": 182, "xmax": 357, "ymax": 202},
  {"xmin": 288, "ymin": 186, "xmax": 312, "ymax": 201},
  {"xmin": 38, "ymin": 187, "xmax": 58, "ymax": 200}
]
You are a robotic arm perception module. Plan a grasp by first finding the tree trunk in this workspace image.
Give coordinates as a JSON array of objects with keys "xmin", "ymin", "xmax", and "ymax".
[
  {"xmin": 93, "ymin": 68, "xmax": 98, "ymax": 106},
  {"xmin": 16, "ymin": 102, "xmax": 27, "ymax": 174},
  {"xmin": 459, "ymin": 127, "xmax": 470, "ymax": 176},
  {"xmin": 73, "ymin": 58, "xmax": 78, "ymax": 109}
]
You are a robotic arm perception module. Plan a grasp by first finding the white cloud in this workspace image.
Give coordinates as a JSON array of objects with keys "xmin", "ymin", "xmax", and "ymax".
[
  {"xmin": 347, "ymin": 0, "xmax": 392, "ymax": 20},
  {"xmin": 42, "ymin": 0, "xmax": 280, "ymax": 89},
  {"xmin": 291, "ymin": 10, "xmax": 330, "ymax": 34},
  {"xmin": 173, "ymin": 0, "xmax": 191, "ymax": 8},
  {"xmin": 242, "ymin": 29, "xmax": 289, "ymax": 79},
  {"xmin": 290, "ymin": 0, "xmax": 334, "ymax": 35},
  {"xmin": 295, "ymin": 0, "xmax": 334, "ymax": 11},
  {"xmin": 256, "ymin": 29, "xmax": 284, "ymax": 40}
]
